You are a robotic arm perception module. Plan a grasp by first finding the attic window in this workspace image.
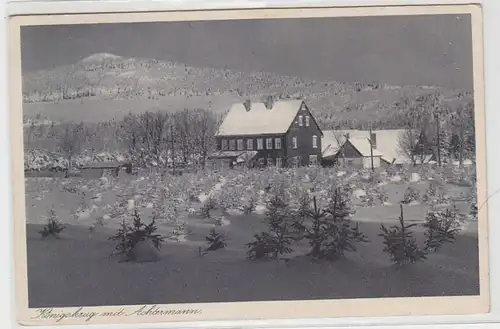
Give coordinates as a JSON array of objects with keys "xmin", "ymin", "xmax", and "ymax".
[
  {"xmin": 298, "ymin": 115, "xmax": 304, "ymax": 126},
  {"xmin": 305, "ymin": 116, "xmax": 310, "ymax": 127}
]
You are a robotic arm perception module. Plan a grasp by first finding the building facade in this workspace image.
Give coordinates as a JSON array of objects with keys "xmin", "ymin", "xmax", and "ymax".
[{"xmin": 210, "ymin": 98, "xmax": 323, "ymax": 168}]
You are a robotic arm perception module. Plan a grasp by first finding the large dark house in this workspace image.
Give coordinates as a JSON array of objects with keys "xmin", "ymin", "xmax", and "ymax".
[{"xmin": 209, "ymin": 97, "xmax": 323, "ymax": 168}]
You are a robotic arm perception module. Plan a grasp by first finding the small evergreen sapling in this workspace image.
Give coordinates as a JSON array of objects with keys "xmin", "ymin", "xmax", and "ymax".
[
  {"xmin": 294, "ymin": 188, "xmax": 368, "ymax": 261},
  {"xmin": 38, "ymin": 207, "xmax": 66, "ymax": 239},
  {"xmin": 246, "ymin": 191, "xmax": 294, "ymax": 260},
  {"xmin": 200, "ymin": 196, "xmax": 217, "ymax": 219},
  {"xmin": 423, "ymin": 205, "xmax": 462, "ymax": 252},
  {"xmin": 379, "ymin": 204, "xmax": 427, "ymax": 266},
  {"xmin": 108, "ymin": 210, "xmax": 166, "ymax": 261},
  {"xmin": 204, "ymin": 228, "xmax": 228, "ymax": 253}
]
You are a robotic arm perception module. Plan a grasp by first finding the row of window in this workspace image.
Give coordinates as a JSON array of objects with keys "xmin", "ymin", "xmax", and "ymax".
[
  {"xmin": 221, "ymin": 135, "xmax": 319, "ymax": 151},
  {"xmin": 221, "ymin": 137, "xmax": 282, "ymax": 151},
  {"xmin": 256, "ymin": 155, "xmax": 319, "ymax": 167},
  {"xmin": 298, "ymin": 115, "xmax": 311, "ymax": 127}
]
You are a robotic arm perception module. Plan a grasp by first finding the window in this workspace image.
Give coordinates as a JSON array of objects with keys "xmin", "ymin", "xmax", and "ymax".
[
  {"xmin": 258, "ymin": 158, "xmax": 265, "ymax": 167},
  {"xmin": 309, "ymin": 155, "xmax": 318, "ymax": 166},
  {"xmin": 229, "ymin": 140, "xmax": 236, "ymax": 151},
  {"xmin": 221, "ymin": 139, "xmax": 228, "ymax": 151},
  {"xmin": 275, "ymin": 138, "xmax": 281, "ymax": 149},
  {"xmin": 292, "ymin": 136, "xmax": 298, "ymax": 149},
  {"xmin": 276, "ymin": 157, "xmax": 283, "ymax": 168},
  {"xmin": 305, "ymin": 116, "xmax": 310, "ymax": 127},
  {"xmin": 267, "ymin": 158, "xmax": 274, "ymax": 167},
  {"xmin": 298, "ymin": 115, "xmax": 304, "ymax": 126},
  {"xmin": 247, "ymin": 139, "xmax": 253, "ymax": 150},
  {"xmin": 266, "ymin": 138, "xmax": 273, "ymax": 150},
  {"xmin": 312, "ymin": 135, "xmax": 318, "ymax": 148},
  {"xmin": 257, "ymin": 138, "xmax": 264, "ymax": 150},
  {"xmin": 237, "ymin": 139, "xmax": 244, "ymax": 151}
]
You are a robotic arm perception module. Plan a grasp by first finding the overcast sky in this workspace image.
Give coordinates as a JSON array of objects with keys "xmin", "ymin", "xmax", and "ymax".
[{"xmin": 21, "ymin": 14, "xmax": 473, "ymax": 90}]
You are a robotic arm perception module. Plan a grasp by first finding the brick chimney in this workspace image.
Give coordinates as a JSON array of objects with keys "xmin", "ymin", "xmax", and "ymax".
[
  {"xmin": 243, "ymin": 99, "xmax": 251, "ymax": 112},
  {"xmin": 264, "ymin": 95, "xmax": 274, "ymax": 110}
]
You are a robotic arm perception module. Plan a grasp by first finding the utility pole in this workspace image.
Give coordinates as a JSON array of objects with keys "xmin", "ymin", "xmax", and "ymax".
[
  {"xmin": 170, "ymin": 120, "xmax": 176, "ymax": 175},
  {"xmin": 435, "ymin": 112, "xmax": 441, "ymax": 167},
  {"xmin": 369, "ymin": 126, "xmax": 375, "ymax": 172}
]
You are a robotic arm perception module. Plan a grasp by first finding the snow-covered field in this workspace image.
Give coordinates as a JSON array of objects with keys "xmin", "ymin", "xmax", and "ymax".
[{"xmin": 25, "ymin": 166, "xmax": 479, "ymax": 308}]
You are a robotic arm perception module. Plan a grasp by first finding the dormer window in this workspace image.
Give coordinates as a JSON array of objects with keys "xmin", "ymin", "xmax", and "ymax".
[{"xmin": 298, "ymin": 115, "xmax": 304, "ymax": 127}]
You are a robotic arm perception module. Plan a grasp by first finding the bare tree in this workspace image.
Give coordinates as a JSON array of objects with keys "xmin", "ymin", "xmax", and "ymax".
[
  {"xmin": 191, "ymin": 109, "xmax": 217, "ymax": 168},
  {"xmin": 121, "ymin": 111, "xmax": 169, "ymax": 168},
  {"xmin": 59, "ymin": 122, "xmax": 85, "ymax": 177},
  {"xmin": 397, "ymin": 127, "xmax": 418, "ymax": 166}
]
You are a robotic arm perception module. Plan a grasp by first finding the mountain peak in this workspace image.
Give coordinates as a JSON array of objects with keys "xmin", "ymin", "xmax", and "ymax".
[{"xmin": 79, "ymin": 53, "xmax": 123, "ymax": 63}]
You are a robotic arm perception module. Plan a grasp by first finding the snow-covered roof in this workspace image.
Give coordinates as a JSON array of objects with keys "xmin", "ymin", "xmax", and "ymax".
[
  {"xmin": 215, "ymin": 100, "xmax": 304, "ymax": 137},
  {"xmin": 348, "ymin": 137, "xmax": 384, "ymax": 157},
  {"xmin": 321, "ymin": 130, "xmax": 369, "ymax": 158}
]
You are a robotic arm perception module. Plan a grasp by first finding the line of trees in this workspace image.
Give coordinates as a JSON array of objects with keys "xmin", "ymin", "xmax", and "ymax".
[
  {"xmin": 397, "ymin": 92, "xmax": 475, "ymax": 167},
  {"xmin": 24, "ymin": 91, "xmax": 476, "ymax": 171}
]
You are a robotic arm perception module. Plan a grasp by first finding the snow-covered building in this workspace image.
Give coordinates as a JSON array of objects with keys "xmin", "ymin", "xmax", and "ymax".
[
  {"xmin": 321, "ymin": 129, "xmax": 434, "ymax": 168},
  {"xmin": 209, "ymin": 97, "xmax": 323, "ymax": 168}
]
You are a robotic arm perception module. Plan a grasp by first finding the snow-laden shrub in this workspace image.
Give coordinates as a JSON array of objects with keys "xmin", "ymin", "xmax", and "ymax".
[
  {"xmin": 423, "ymin": 205, "xmax": 463, "ymax": 252},
  {"xmin": 108, "ymin": 210, "xmax": 166, "ymax": 262},
  {"xmin": 401, "ymin": 186, "xmax": 420, "ymax": 204},
  {"xmin": 422, "ymin": 181, "xmax": 448, "ymax": 205},
  {"xmin": 360, "ymin": 184, "xmax": 388, "ymax": 207},
  {"xmin": 38, "ymin": 207, "xmax": 66, "ymax": 239}
]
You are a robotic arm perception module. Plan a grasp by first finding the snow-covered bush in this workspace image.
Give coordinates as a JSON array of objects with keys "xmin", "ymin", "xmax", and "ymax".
[
  {"xmin": 360, "ymin": 184, "xmax": 388, "ymax": 207},
  {"xmin": 108, "ymin": 210, "xmax": 166, "ymax": 262},
  {"xmin": 401, "ymin": 186, "xmax": 421, "ymax": 204},
  {"xmin": 423, "ymin": 205, "xmax": 463, "ymax": 252},
  {"xmin": 38, "ymin": 207, "xmax": 66, "ymax": 239}
]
